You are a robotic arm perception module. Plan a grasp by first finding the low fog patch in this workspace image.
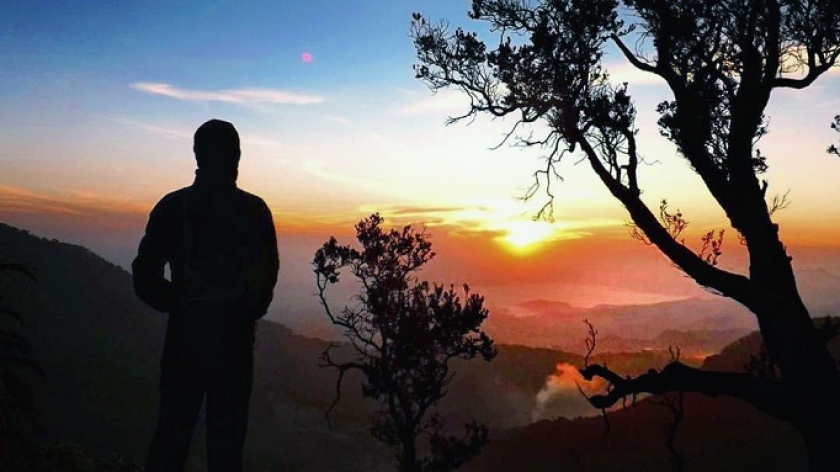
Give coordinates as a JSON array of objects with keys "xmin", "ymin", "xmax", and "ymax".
[{"xmin": 531, "ymin": 363, "xmax": 607, "ymax": 422}]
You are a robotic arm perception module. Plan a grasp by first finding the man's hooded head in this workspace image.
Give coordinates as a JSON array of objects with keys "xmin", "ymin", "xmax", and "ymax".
[{"xmin": 193, "ymin": 119, "xmax": 241, "ymax": 183}]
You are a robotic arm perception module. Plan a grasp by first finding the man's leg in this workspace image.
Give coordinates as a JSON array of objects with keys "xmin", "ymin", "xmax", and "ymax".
[
  {"xmin": 146, "ymin": 326, "xmax": 206, "ymax": 472},
  {"xmin": 206, "ymin": 321, "xmax": 255, "ymax": 472}
]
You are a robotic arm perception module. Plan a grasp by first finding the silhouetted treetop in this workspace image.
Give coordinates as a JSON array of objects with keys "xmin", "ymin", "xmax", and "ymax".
[{"xmin": 414, "ymin": 0, "xmax": 840, "ymax": 198}]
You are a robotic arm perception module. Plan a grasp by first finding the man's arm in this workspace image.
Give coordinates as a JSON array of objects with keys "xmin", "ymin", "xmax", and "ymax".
[
  {"xmin": 132, "ymin": 198, "xmax": 176, "ymax": 313},
  {"xmin": 251, "ymin": 198, "xmax": 279, "ymax": 319}
]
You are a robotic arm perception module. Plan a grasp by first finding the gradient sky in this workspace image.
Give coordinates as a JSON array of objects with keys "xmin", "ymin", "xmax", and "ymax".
[{"xmin": 2, "ymin": 1, "xmax": 840, "ymax": 330}]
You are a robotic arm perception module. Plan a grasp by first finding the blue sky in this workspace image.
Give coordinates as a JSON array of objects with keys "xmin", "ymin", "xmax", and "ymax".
[
  {"xmin": 3, "ymin": 0, "xmax": 620, "ymax": 250},
  {"xmin": 3, "ymin": 1, "xmax": 426, "ymax": 85},
  {"xmin": 1, "ymin": 1, "xmax": 510, "ymax": 198}
]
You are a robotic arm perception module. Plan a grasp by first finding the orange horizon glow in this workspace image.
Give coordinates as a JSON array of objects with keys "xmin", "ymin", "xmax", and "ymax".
[
  {"xmin": 3, "ymin": 177, "xmax": 840, "ymax": 305},
  {"xmin": 4, "ymin": 181, "xmax": 840, "ymax": 249},
  {"xmin": 3, "ymin": 179, "xmax": 840, "ymax": 315}
]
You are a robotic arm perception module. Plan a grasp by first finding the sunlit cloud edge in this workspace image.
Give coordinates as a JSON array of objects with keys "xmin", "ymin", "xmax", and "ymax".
[{"xmin": 366, "ymin": 204, "xmax": 624, "ymax": 243}]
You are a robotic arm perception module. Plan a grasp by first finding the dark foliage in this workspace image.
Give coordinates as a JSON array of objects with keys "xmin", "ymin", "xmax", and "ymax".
[
  {"xmin": 0, "ymin": 257, "xmax": 39, "ymax": 471},
  {"xmin": 830, "ymin": 115, "xmax": 840, "ymax": 156},
  {"xmin": 413, "ymin": 1, "xmax": 840, "ymax": 470},
  {"xmin": 314, "ymin": 214, "xmax": 496, "ymax": 472}
]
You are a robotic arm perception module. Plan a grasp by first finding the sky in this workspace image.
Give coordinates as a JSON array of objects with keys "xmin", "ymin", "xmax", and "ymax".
[{"xmin": 2, "ymin": 1, "xmax": 840, "ymax": 334}]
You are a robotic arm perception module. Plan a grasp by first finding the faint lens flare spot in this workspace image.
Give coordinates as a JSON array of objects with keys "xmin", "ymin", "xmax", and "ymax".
[{"xmin": 301, "ymin": 51, "xmax": 313, "ymax": 63}]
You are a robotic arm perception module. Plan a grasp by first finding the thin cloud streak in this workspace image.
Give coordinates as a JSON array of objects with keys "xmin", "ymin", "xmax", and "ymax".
[
  {"xmin": 0, "ymin": 185, "xmax": 150, "ymax": 226},
  {"xmin": 114, "ymin": 117, "xmax": 296, "ymax": 152},
  {"xmin": 371, "ymin": 204, "xmax": 624, "ymax": 242},
  {"xmin": 397, "ymin": 89, "xmax": 469, "ymax": 116},
  {"xmin": 130, "ymin": 82, "xmax": 325, "ymax": 105}
]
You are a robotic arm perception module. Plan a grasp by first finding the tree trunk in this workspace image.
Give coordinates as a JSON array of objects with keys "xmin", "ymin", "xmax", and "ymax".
[
  {"xmin": 744, "ymin": 296, "xmax": 840, "ymax": 472},
  {"xmin": 753, "ymin": 292, "xmax": 837, "ymax": 392},
  {"xmin": 799, "ymin": 410, "xmax": 840, "ymax": 472},
  {"xmin": 744, "ymin": 215, "xmax": 838, "ymax": 384},
  {"xmin": 400, "ymin": 433, "xmax": 418, "ymax": 472},
  {"xmin": 751, "ymin": 272, "xmax": 840, "ymax": 471}
]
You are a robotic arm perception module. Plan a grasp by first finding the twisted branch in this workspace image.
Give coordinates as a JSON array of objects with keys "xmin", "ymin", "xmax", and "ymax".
[{"xmin": 579, "ymin": 362, "xmax": 794, "ymax": 423}]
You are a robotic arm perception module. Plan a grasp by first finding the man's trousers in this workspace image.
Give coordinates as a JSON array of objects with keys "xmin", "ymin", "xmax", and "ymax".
[{"xmin": 145, "ymin": 304, "xmax": 255, "ymax": 472}]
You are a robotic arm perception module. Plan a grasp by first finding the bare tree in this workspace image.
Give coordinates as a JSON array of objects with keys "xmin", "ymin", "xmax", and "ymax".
[
  {"xmin": 412, "ymin": 1, "xmax": 840, "ymax": 470},
  {"xmin": 314, "ymin": 214, "xmax": 496, "ymax": 472}
]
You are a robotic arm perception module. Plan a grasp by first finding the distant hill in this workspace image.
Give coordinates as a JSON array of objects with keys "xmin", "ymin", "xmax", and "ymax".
[
  {"xmin": 794, "ymin": 268, "xmax": 840, "ymax": 315},
  {"xmin": 596, "ymin": 328, "xmax": 750, "ymax": 356},
  {"xmin": 484, "ymin": 266, "xmax": 840, "ymax": 356},
  {"xmin": 486, "ymin": 297, "xmax": 758, "ymax": 355}
]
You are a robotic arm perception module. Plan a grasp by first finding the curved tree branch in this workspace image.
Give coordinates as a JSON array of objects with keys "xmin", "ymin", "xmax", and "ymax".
[
  {"xmin": 577, "ymin": 137, "xmax": 756, "ymax": 308},
  {"xmin": 610, "ymin": 33, "xmax": 660, "ymax": 76},
  {"xmin": 773, "ymin": 53, "xmax": 840, "ymax": 89},
  {"xmin": 319, "ymin": 348, "xmax": 366, "ymax": 428},
  {"xmin": 579, "ymin": 361, "xmax": 794, "ymax": 423}
]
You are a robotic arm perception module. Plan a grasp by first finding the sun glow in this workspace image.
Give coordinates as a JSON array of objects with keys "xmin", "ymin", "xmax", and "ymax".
[{"xmin": 499, "ymin": 221, "xmax": 557, "ymax": 253}]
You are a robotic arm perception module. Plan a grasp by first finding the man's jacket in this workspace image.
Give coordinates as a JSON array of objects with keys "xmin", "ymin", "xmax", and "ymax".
[{"xmin": 132, "ymin": 178, "xmax": 279, "ymax": 321}]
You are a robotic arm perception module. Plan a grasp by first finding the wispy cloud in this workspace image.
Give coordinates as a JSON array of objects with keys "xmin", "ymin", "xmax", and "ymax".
[
  {"xmin": 397, "ymin": 89, "xmax": 469, "ymax": 116},
  {"xmin": 378, "ymin": 205, "xmax": 485, "ymax": 218},
  {"xmin": 130, "ymin": 82, "xmax": 325, "ymax": 105},
  {"xmin": 113, "ymin": 117, "xmax": 297, "ymax": 153},
  {"xmin": 368, "ymin": 203, "xmax": 623, "ymax": 243}
]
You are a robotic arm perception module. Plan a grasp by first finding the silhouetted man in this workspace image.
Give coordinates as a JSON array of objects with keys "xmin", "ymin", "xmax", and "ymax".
[{"xmin": 133, "ymin": 119, "xmax": 279, "ymax": 472}]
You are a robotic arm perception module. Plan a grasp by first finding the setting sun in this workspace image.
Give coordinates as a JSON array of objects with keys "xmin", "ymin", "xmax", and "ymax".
[{"xmin": 499, "ymin": 221, "xmax": 556, "ymax": 252}]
